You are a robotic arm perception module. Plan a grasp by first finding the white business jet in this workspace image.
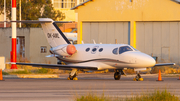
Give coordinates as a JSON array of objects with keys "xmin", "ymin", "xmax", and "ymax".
[{"xmin": 12, "ymin": 18, "xmax": 175, "ymax": 80}]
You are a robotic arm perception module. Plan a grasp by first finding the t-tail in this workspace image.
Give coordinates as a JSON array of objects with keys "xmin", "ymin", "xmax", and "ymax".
[{"xmin": 39, "ymin": 18, "xmax": 71, "ymax": 47}]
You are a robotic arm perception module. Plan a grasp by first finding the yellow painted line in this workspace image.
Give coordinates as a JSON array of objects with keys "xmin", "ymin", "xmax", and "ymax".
[
  {"xmin": 17, "ymin": 74, "xmax": 59, "ymax": 78},
  {"xmin": 133, "ymin": 21, "xmax": 136, "ymax": 48}
]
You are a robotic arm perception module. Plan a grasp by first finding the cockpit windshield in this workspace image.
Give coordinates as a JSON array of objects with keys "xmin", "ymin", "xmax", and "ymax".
[
  {"xmin": 119, "ymin": 46, "xmax": 133, "ymax": 54},
  {"xmin": 130, "ymin": 46, "xmax": 138, "ymax": 51}
]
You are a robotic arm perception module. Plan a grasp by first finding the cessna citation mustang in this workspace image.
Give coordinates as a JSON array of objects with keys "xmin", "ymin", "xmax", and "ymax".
[{"xmin": 11, "ymin": 18, "xmax": 175, "ymax": 80}]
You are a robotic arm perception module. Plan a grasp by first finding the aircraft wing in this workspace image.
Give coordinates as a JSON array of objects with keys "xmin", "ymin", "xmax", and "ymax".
[
  {"xmin": 154, "ymin": 63, "xmax": 175, "ymax": 66},
  {"xmin": 10, "ymin": 62, "xmax": 98, "ymax": 70}
]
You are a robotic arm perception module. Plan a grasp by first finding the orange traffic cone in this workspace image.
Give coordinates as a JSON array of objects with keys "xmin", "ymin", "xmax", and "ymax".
[
  {"xmin": 156, "ymin": 69, "xmax": 163, "ymax": 81},
  {"xmin": 178, "ymin": 75, "xmax": 180, "ymax": 80},
  {"xmin": 0, "ymin": 69, "xmax": 4, "ymax": 81}
]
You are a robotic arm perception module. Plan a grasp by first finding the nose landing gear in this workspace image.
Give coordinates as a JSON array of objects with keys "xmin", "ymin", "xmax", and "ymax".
[
  {"xmin": 67, "ymin": 69, "xmax": 78, "ymax": 80},
  {"xmin": 133, "ymin": 71, "xmax": 143, "ymax": 81}
]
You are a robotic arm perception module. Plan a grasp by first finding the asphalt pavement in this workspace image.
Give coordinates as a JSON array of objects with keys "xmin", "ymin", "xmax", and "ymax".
[{"xmin": 0, "ymin": 73, "xmax": 180, "ymax": 101}]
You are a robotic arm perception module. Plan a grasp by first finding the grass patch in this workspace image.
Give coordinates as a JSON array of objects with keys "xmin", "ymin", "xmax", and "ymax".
[
  {"xmin": 2, "ymin": 71, "xmax": 9, "ymax": 75},
  {"xmin": 75, "ymin": 89, "xmax": 179, "ymax": 101},
  {"xmin": 76, "ymin": 93, "xmax": 111, "ymax": 101},
  {"xmin": 35, "ymin": 68, "xmax": 49, "ymax": 74},
  {"xmin": 125, "ymin": 89, "xmax": 179, "ymax": 101},
  {"xmin": 9, "ymin": 69, "xmax": 31, "ymax": 74}
]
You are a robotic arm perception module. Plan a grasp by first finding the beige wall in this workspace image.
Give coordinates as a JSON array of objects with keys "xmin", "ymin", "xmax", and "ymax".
[
  {"xmin": 82, "ymin": 22, "xmax": 129, "ymax": 44},
  {"xmin": 136, "ymin": 21, "xmax": 180, "ymax": 64},
  {"xmin": 29, "ymin": 28, "xmax": 56, "ymax": 64},
  {"xmin": 0, "ymin": 28, "xmax": 57, "ymax": 64}
]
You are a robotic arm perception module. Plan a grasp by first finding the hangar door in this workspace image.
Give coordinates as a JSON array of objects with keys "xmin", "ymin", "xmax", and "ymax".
[
  {"xmin": 82, "ymin": 22, "xmax": 129, "ymax": 44},
  {"xmin": 136, "ymin": 22, "xmax": 180, "ymax": 63}
]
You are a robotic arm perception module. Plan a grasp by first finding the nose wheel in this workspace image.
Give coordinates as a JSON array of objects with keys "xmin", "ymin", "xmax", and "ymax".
[
  {"xmin": 133, "ymin": 72, "xmax": 143, "ymax": 81},
  {"xmin": 67, "ymin": 69, "xmax": 78, "ymax": 80},
  {"xmin": 67, "ymin": 74, "xmax": 78, "ymax": 80}
]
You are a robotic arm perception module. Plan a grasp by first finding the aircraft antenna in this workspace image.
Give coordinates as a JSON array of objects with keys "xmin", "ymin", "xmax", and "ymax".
[
  {"xmin": 82, "ymin": 41, "xmax": 84, "ymax": 44},
  {"xmin": 92, "ymin": 40, "xmax": 96, "ymax": 44}
]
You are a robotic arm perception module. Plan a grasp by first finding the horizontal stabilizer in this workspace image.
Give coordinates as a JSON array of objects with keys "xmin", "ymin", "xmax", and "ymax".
[{"xmin": 154, "ymin": 63, "xmax": 175, "ymax": 66}]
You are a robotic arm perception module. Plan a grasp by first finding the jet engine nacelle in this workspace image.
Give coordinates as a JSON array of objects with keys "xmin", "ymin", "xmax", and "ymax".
[{"xmin": 51, "ymin": 44, "xmax": 76, "ymax": 56}]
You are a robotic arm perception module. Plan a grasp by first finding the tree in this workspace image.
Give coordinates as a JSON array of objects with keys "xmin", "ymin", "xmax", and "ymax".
[{"xmin": 0, "ymin": 0, "xmax": 65, "ymax": 27}]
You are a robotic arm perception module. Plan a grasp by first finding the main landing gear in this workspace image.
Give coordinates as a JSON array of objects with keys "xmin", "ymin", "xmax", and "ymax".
[
  {"xmin": 133, "ymin": 71, "xmax": 143, "ymax": 81},
  {"xmin": 67, "ymin": 69, "xmax": 78, "ymax": 80},
  {"xmin": 114, "ymin": 69, "xmax": 124, "ymax": 80}
]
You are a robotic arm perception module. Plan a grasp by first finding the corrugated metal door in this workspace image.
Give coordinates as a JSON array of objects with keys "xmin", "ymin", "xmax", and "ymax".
[
  {"xmin": 82, "ymin": 22, "xmax": 129, "ymax": 44},
  {"xmin": 136, "ymin": 22, "xmax": 179, "ymax": 63}
]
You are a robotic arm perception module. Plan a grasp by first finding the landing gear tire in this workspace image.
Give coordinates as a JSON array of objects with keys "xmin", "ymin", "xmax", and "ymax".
[
  {"xmin": 73, "ymin": 77, "xmax": 78, "ymax": 80},
  {"xmin": 114, "ymin": 72, "xmax": 121, "ymax": 80},
  {"xmin": 68, "ymin": 73, "xmax": 78, "ymax": 80},
  {"xmin": 133, "ymin": 72, "xmax": 143, "ymax": 81}
]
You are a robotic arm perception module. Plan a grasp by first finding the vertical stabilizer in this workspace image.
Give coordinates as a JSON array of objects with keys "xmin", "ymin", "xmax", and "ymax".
[{"xmin": 39, "ymin": 18, "xmax": 70, "ymax": 47}]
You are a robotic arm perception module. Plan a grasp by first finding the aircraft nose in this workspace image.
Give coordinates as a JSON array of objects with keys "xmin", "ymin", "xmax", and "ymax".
[
  {"xmin": 142, "ymin": 54, "xmax": 156, "ymax": 67},
  {"xmin": 127, "ymin": 52, "xmax": 156, "ymax": 67}
]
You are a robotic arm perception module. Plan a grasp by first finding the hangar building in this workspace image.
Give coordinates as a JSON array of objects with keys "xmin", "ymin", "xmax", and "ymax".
[{"xmin": 72, "ymin": 0, "xmax": 180, "ymax": 65}]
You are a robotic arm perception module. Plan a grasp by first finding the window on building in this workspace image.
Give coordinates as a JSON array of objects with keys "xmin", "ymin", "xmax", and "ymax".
[
  {"xmin": 80, "ymin": 0, "xmax": 86, "ymax": 3},
  {"xmin": 53, "ymin": 0, "xmax": 75, "ymax": 9},
  {"xmin": 41, "ymin": 46, "xmax": 47, "ymax": 53},
  {"xmin": 71, "ymin": 0, "xmax": 75, "ymax": 8}
]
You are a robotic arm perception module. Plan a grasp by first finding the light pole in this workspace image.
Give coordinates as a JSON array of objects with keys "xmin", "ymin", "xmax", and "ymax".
[
  {"xmin": 19, "ymin": 0, "xmax": 21, "ymax": 28},
  {"xmin": 4, "ymin": 0, "xmax": 6, "ymax": 28}
]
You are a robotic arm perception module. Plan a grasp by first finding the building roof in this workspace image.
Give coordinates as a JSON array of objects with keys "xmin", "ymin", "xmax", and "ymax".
[
  {"xmin": 71, "ymin": 0, "xmax": 94, "ymax": 10},
  {"xmin": 172, "ymin": 0, "xmax": 180, "ymax": 3}
]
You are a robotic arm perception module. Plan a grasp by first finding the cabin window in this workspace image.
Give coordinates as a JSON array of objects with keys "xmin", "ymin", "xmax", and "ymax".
[
  {"xmin": 112, "ymin": 48, "xmax": 118, "ymax": 55},
  {"xmin": 119, "ymin": 46, "xmax": 132, "ymax": 54},
  {"xmin": 99, "ymin": 48, "xmax": 103, "ymax": 52},
  {"xmin": 92, "ymin": 48, "xmax": 97, "ymax": 52},
  {"xmin": 91, "ymin": 46, "xmax": 99, "ymax": 54},
  {"xmin": 86, "ymin": 48, "xmax": 90, "ymax": 52}
]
